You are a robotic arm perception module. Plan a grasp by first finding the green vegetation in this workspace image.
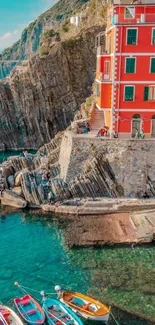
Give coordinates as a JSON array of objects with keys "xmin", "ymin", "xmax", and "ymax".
[
  {"xmin": 61, "ymin": 21, "xmax": 70, "ymax": 33},
  {"xmin": 41, "ymin": 28, "xmax": 60, "ymax": 41}
]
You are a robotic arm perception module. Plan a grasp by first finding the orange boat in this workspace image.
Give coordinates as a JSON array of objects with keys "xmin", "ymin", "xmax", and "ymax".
[{"xmin": 60, "ymin": 291, "xmax": 111, "ymax": 322}]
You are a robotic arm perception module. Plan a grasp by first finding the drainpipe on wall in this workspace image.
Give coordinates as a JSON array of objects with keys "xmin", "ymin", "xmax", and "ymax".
[
  {"xmin": 111, "ymin": 25, "xmax": 116, "ymax": 138},
  {"xmin": 117, "ymin": 25, "xmax": 123, "ymax": 133}
]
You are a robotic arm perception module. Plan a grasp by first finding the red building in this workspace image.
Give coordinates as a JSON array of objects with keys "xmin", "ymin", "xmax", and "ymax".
[{"xmin": 95, "ymin": 0, "xmax": 155, "ymax": 138}]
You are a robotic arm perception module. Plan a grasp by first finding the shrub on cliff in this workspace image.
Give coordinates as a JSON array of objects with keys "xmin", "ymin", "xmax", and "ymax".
[
  {"xmin": 39, "ymin": 45, "xmax": 49, "ymax": 56},
  {"xmin": 61, "ymin": 21, "xmax": 70, "ymax": 33},
  {"xmin": 41, "ymin": 29, "xmax": 61, "ymax": 43}
]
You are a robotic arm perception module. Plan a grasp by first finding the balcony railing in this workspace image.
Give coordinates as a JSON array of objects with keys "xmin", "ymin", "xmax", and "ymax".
[
  {"xmin": 108, "ymin": 13, "xmax": 155, "ymax": 25},
  {"xmin": 97, "ymin": 46, "xmax": 111, "ymax": 56},
  {"xmin": 111, "ymin": 0, "xmax": 155, "ymax": 5},
  {"xmin": 98, "ymin": 72, "xmax": 111, "ymax": 81}
]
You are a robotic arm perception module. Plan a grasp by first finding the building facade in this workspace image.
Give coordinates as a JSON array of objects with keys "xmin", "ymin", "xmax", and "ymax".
[{"xmin": 96, "ymin": 0, "xmax": 155, "ymax": 138}]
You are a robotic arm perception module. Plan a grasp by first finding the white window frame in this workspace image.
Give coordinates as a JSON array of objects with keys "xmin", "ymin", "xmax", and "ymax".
[
  {"xmin": 104, "ymin": 60, "xmax": 110, "ymax": 80},
  {"xmin": 124, "ymin": 6, "xmax": 135, "ymax": 19},
  {"xmin": 125, "ymin": 57, "xmax": 136, "ymax": 73},
  {"xmin": 151, "ymin": 115, "xmax": 155, "ymax": 136},
  {"xmin": 124, "ymin": 85, "xmax": 135, "ymax": 101},
  {"xmin": 126, "ymin": 28, "xmax": 138, "ymax": 45},
  {"xmin": 152, "ymin": 28, "xmax": 155, "ymax": 45},
  {"xmin": 150, "ymin": 57, "xmax": 155, "ymax": 73},
  {"xmin": 148, "ymin": 85, "xmax": 155, "ymax": 101},
  {"xmin": 131, "ymin": 117, "xmax": 142, "ymax": 136}
]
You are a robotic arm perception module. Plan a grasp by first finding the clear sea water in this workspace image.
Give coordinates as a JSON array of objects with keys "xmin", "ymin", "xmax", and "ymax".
[
  {"xmin": 0, "ymin": 152, "xmax": 154, "ymax": 325},
  {"xmin": 0, "ymin": 150, "xmax": 37, "ymax": 164},
  {"xmin": 0, "ymin": 211, "xmax": 154, "ymax": 325}
]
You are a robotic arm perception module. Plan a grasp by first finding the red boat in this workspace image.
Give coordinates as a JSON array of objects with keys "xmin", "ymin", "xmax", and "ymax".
[{"xmin": 14, "ymin": 295, "xmax": 45, "ymax": 325}]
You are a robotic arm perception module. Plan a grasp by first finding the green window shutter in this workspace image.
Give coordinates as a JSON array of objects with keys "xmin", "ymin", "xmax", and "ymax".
[
  {"xmin": 151, "ymin": 58, "xmax": 155, "ymax": 73},
  {"xmin": 152, "ymin": 29, "xmax": 155, "ymax": 44},
  {"xmin": 127, "ymin": 29, "xmax": 137, "ymax": 45},
  {"xmin": 126, "ymin": 58, "xmax": 135, "ymax": 73},
  {"xmin": 144, "ymin": 87, "xmax": 149, "ymax": 101},
  {"xmin": 125, "ymin": 86, "xmax": 134, "ymax": 101}
]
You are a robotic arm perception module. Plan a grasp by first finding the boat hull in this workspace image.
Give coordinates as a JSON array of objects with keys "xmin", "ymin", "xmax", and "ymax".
[
  {"xmin": 43, "ymin": 297, "xmax": 83, "ymax": 325},
  {"xmin": 0, "ymin": 305, "xmax": 24, "ymax": 325},
  {"xmin": 14, "ymin": 295, "xmax": 45, "ymax": 325},
  {"xmin": 60, "ymin": 291, "xmax": 110, "ymax": 322},
  {"xmin": 64, "ymin": 306, "xmax": 109, "ymax": 322}
]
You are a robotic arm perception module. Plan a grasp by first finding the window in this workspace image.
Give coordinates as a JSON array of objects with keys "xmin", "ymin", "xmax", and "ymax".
[
  {"xmin": 125, "ymin": 58, "xmax": 136, "ymax": 73},
  {"xmin": 144, "ymin": 86, "xmax": 155, "ymax": 101},
  {"xmin": 152, "ymin": 29, "xmax": 155, "ymax": 44},
  {"xmin": 150, "ymin": 58, "xmax": 155, "ymax": 73},
  {"xmin": 96, "ymin": 83, "xmax": 100, "ymax": 96},
  {"xmin": 124, "ymin": 86, "xmax": 134, "ymax": 101},
  {"xmin": 104, "ymin": 60, "xmax": 110, "ymax": 79},
  {"xmin": 125, "ymin": 7, "xmax": 135, "ymax": 19},
  {"xmin": 127, "ymin": 29, "xmax": 137, "ymax": 45}
]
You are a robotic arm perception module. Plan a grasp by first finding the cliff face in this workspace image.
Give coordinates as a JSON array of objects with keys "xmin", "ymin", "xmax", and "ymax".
[
  {"xmin": 0, "ymin": 0, "xmax": 89, "ymax": 79},
  {"xmin": 0, "ymin": 27, "xmax": 101, "ymax": 149}
]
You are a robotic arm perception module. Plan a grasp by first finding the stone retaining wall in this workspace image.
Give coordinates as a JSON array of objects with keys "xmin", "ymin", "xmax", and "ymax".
[{"xmin": 59, "ymin": 132, "xmax": 155, "ymax": 197}]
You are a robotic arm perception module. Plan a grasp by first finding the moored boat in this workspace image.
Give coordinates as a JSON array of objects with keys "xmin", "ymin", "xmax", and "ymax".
[
  {"xmin": 14, "ymin": 295, "xmax": 45, "ymax": 325},
  {"xmin": 42, "ymin": 297, "xmax": 83, "ymax": 325},
  {"xmin": 0, "ymin": 305, "xmax": 24, "ymax": 325},
  {"xmin": 60, "ymin": 291, "xmax": 111, "ymax": 322}
]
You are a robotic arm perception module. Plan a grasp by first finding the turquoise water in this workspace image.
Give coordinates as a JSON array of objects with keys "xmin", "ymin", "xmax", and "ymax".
[
  {"xmin": 0, "ymin": 150, "xmax": 37, "ymax": 163},
  {"xmin": 0, "ymin": 211, "xmax": 154, "ymax": 325}
]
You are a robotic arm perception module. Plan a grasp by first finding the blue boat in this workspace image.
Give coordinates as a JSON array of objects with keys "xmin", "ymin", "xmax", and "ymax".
[
  {"xmin": 42, "ymin": 297, "xmax": 83, "ymax": 325},
  {"xmin": 14, "ymin": 294, "xmax": 45, "ymax": 325}
]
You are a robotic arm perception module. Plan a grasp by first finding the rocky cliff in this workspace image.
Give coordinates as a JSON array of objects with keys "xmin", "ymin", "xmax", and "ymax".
[
  {"xmin": 0, "ymin": 0, "xmax": 89, "ymax": 79},
  {"xmin": 0, "ymin": 26, "xmax": 102, "ymax": 149}
]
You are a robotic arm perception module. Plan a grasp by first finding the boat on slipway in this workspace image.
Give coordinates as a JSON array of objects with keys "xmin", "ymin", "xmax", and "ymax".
[
  {"xmin": 42, "ymin": 297, "xmax": 83, "ymax": 325},
  {"xmin": 14, "ymin": 295, "xmax": 45, "ymax": 325},
  {"xmin": 60, "ymin": 291, "xmax": 111, "ymax": 322},
  {"xmin": 0, "ymin": 305, "xmax": 24, "ymax": 325}
]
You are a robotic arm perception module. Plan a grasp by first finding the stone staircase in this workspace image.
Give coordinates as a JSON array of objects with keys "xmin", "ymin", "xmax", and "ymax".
[{"xmin": 89, "ymin": 107, "xmax": 105, "ymax": 135}]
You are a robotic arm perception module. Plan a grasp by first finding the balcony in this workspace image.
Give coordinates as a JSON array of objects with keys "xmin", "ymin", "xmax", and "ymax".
[
  {"xmin": 112, "ymin": 0, "xmax": 155, "ymax": 4},
  {"xmin": 108, "ymin": 13, "xmax": 155, "ymax": 25},
  {"xmin": 98, "ymin": 72, "xmax": 111, "ymax": 82},
  {"xmin": 97, "ymin": 46, "xmax": 111, "ymax": 56}
]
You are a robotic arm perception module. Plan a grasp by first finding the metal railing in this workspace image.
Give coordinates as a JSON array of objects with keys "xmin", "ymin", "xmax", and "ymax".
[
  {"xmin": 98, "ymin": 72, "xmax": 111, "ymax": 81},
  {"xmin": 97, "ymin": 46, "xmax": 111, "ymax": 56},
  {"xmin": 108, "ymin": 13, "xmax": 155, "ymax": 25}
]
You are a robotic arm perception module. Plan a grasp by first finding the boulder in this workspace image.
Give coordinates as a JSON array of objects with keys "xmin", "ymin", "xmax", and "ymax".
[
  {"xmin": 13, "ymin": 186, "xmax": 23, "ymax": 196},
  {"xmin": 15, "ymin": 172, "xmax": 22, "ymax": 186},
  {"xmin": 7, "ymin": 175, "xmax": 15, "ymax": 188},
  {"xmin": 1, "ymin": 190, "xmax": 27, "ymax": 208}
]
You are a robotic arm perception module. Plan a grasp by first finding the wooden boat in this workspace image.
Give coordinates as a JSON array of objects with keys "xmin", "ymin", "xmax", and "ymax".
[
  {"xmin": 42, "ymin": 297, "xmax": 83, "ymax": 325},
  {"xmin": 0, "ymin": 305, "xmax": 24, "ymax": 325},
  {"xmin": 14, "ymin": 295, "xmax": 45, "ymax": 325},
  {"xmin": 60, "ymin": 292, "xmax": 111, "ymax": 322}
]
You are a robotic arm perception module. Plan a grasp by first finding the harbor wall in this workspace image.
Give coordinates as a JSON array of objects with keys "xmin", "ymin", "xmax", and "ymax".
[{"xmin": 59, "ymin": 131, "xmax": 155, "ymax": 197}]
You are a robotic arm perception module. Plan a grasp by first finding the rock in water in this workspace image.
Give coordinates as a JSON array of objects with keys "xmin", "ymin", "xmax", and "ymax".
[{"xmin": 1, "ymin": 189, "xmax": 27, "ymax": 208}]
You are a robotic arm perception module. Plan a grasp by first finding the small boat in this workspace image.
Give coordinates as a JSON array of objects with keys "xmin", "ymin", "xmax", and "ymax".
[
  {"xmin": 0, "ymin": 304, "xmax": 24, "ymax": 325},
  {"xmin": 60, "ymin": 291, "xmax": 111, "ymax": 322},
  {"xmin": 42, "ymin": 297, "xmax": 83, "ymax": 325},
  {"xmin": 14, "ymin": 295, "xmax": 45, "ymax": 325}
]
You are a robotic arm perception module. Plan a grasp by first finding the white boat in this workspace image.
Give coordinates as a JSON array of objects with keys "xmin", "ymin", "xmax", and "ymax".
[
  {"xmin": 60, "ymin": 291, "xmax": 111, "ymax": 322},
  {"xmin": 0, "ymin": 305, "xmax": 24, "ymax": 325}
]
